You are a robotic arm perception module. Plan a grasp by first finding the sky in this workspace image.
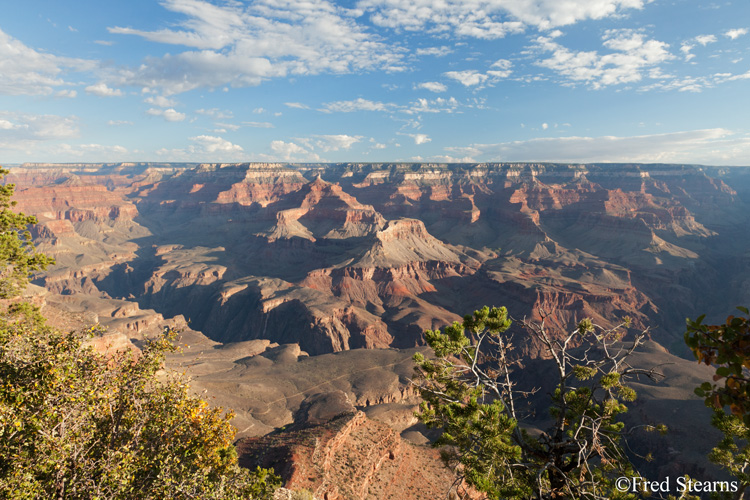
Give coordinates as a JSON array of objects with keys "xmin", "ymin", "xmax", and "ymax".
[{"xmin": 1, "ymin": 0, "xmax": 749, "ymax": 165}]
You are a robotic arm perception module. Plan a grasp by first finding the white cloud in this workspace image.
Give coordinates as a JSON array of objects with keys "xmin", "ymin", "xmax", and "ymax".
[
  {"xmin": 415, "ymin": 81, "xmax": 448, "ymax": 92},
  {"xmin": 108, "ymin": 0, "xmax": 405, "ymax": 94},
  {"xmin": 542, "ymin": 123, "xmax": 549, "ymax": 130},
  {"xmin": 444, "ymin": 70, "xmax": 489, "ymax": 87},
  {"xmin": 532, "ymin": 29, "xmax": 674, "ymax": 89},
  {"xmin": 284, "ymin": 102, "xmax": 310, "ymax": 110},
  {"xmin": 695, "ymin": 34, "xmax": 717, "ymax": 46},
  {"xmin": 404, "ymin": 96, "xmax": 459, "ymax": 114},
  {"xmin": 108, "ymin": 120, "xmax": 134, "ymax": 126},
  {"xmin": 0, "ymin": 28, "xmax": 94, "ymax": 96},
  {"xmin": 190, "ymin": 134, "xmax": 243, "ymax": 153},
  {"xmin": 144, "ymin": 95, "xmax": 178, "ymax": 107},
  {"xmin": 269, "ymin": 140, "xmax": 321, "ymax": 161},
  {"xmin": 0, "ymin": 112, "xmax": 79, "ymax": 140},
  {"xmin": 444, "ymin": 61, "xmax": 513, "ymax": 87},
  {"xmin": 725, "ymin": 28, "xmax": 748, "ymax": 40},
  {"xmin": 489, "ymin": 58, "xmax": 513, "ymax": 77},
  {"xmin": 196, "ymin": 108, "xmax": 233, "ymax": 119},
  {"xmin": 680, "ymin": 43, "xmax": 695, "ymax": 62},
  {"xmin": 85, "ymin": 82, "xmax": 124, "ymax": 97},
  {"xmin": 146, "ymin": 108, "xmax": 187, "ymax": 122},
  {"xmin": 416, "ymin": 46, "xmax": 453, "ymax": 57},
  {"xmin": 55, "ymin": 89, "xmax": 77, "ymax": 98},
  {"xmin": 425, "ymin": 154, "xmax": 476, "ymax": 162},
  {"xmin": 311, "ymin": 134, "xmax": 363, "ymax": 151},
  {"xmin": 404, "ymin": 133, "xmax": 431, "ymax": 145},
  {"xmin": 321, "ymin": 97, "xmax": 393, "ymax": 113},
  {"xmin": 242, "ymin": 121, "xmax": 275, "ymax": 128},
  {"xmin": 0, "ymin": 112, "xmax": 87, "ymax": 160},
  {"xmin": 359, "ymin": 0, "xmax": 645, "ymax": 37},
  {"xmin": 157, "ymin": 134, "xmax": 246, "ymax": 161},
  {"xmin": 447, "ymin": 128, "xmax": 750, "ymax": 165},
  {"xmin": 215, "ymin": 122, "xmax": 241, "ymax": 131},
  {"xmin": 322, "ymin": 95, "xmax": 475, "ymax": 118}
]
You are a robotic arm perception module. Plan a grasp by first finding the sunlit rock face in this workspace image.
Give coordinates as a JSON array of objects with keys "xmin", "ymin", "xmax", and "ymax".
[{"xmin": 16, "ymin": 162, "xmax": 750, "ymax": 354}]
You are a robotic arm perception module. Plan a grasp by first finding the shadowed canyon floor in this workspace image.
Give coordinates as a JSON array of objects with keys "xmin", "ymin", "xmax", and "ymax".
[{"xmin": 12, "ymin": 161, "xmax": 750, "ymax": 494}]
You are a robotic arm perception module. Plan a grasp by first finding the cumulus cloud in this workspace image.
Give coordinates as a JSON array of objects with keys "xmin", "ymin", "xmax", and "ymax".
[
  {"xmin": 404, "ymin": 133, "xmax": 431, "ymax": 145},
  {"xmin": 85, "ymin": 82, "xmax": 124, "ymax": 97},
  {"xmin": 321, "ymin": 98, "xmax": 393, "ymax": 113},
  {"xmin": 269, "ymin": 140, "xmax": 321, "ymax": 161},
  {"xmin": 444, "ymin": 59, "xmax": 513, "ymax": 88},
  {"xmin": 695, "ymin": 34, "xmax": 717, "ymax": 46},
  {"xmin": 532, "ymin": 29, "xmax": 674, "ymax": 89},
  {"xmin": 446, "ymin": 128, "xmax": 750, "ymax": 164},
  {"xmin": 416, "ymin": 46, "xmax": 453, "ymax": 57},
  {"xmin": 359, "ymin": 0, "xmax": 646, "ymax": 37},
  {"xmin": 405, "ymin": 97, "xmax": 459, "ymax": 114},
  {"xmin": 415, "ymin": 81, "xmax": 447, "ymax": 92},
  {"xmin": 444, "ymin": 70, "xmax": 489, "ymax": 87},
  {"xmin": 190, "ymin": 134, "xmax": 243, "ymax": 153},
  {"xmin": 146, "ymin": 108, "xmax": 187, "ymax": 122},
  {"xmin": 725, "ymin": 28, "xmax": 748, "ymax": 40},
  {"xmin": 107, "ymin": 0, "xmax": 405, "ymax": 94},
  {"xmin": 0, "ymin": 28, "xmax": 94, "ymax": 96},
  {"xmin": 680, "ymin": 43, "xmax": 695, "ymax": 62}
]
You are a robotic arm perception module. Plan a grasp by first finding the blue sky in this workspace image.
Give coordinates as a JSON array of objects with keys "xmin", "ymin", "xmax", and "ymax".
[{"xmin": 1, "ymin": 0, "xmax": 749, "ymax": 164}]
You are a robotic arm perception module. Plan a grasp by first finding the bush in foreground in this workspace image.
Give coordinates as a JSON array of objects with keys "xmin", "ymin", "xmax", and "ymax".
[
  {"xmin": 414, "ymin": 306, "xmax": 663, "ymax": 499},
  {"xmin": 0, "ymin": 303, "xmax": 279, "ymax": 499}
]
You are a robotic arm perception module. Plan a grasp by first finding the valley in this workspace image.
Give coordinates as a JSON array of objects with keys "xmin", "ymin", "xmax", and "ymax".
[{"xmin": 11, "ymin": 161, "xmax": 750, "ymax": 496}]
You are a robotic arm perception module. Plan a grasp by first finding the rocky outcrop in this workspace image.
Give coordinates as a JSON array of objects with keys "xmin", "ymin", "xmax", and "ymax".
[{"xmin": 237, "ymin": 411, "xmax": 477, "ymax": 500}]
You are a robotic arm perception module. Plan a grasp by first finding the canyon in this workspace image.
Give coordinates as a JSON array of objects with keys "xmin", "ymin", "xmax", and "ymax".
[{"xmin": 10, "ymin": 161, "xmax": 750, "ymax": 496}]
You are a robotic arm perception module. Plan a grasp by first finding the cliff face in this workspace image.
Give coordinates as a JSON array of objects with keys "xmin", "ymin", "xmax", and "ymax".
[
  {"xmin": 237, "ymin": 411, "xmax": 477, "ymax": 500},
  {"xmin": 16, "ymin": 162, "xmax": 750, "ymax": 355}
]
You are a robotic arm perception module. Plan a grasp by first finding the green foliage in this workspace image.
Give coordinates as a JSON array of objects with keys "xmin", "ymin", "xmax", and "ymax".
[
  {"xmin": 686, "ymin": 308, "xmax": 750, "ymax": 498},
  {"xmin": 708, "ymin": 411, "xmax": 750, "ymax": 488},
  {"xmin": 414, "ymin": 306, "xmax": 650, "ymax": 500},
  {"xmin": 686, "ymin": 308, "xmax": 750, "ymax": 424},
  {"xmin": 291, "ymin": 489, "xmax": 316, "ymax": 500},
  {"xmin": 0, "ymin": 304, "xmax": 280, "ymax": 499},
  {"xmin": 0, "ymin": 167, "xmax": 54, "ymax": 298}
]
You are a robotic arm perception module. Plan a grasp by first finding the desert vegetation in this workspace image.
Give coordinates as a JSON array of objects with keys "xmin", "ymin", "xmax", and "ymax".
[{"xmin": 414, "ymin": 306, "xmax": 664, "ymax": 499}]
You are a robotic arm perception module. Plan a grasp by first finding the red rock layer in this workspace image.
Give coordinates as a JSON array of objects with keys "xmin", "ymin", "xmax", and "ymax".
[{"xmin": 237, "ymin": 412, "xmax": 478, "ymax": 500}]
